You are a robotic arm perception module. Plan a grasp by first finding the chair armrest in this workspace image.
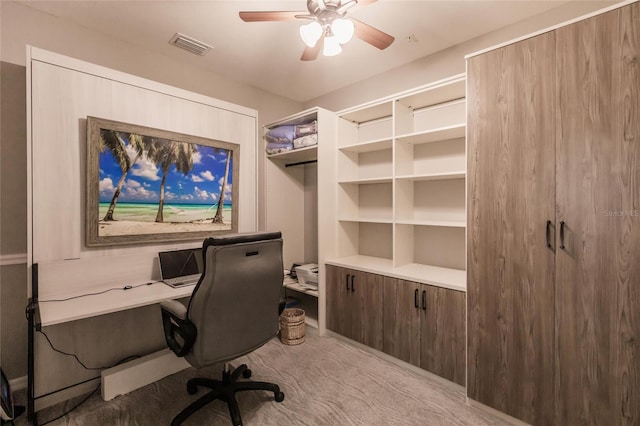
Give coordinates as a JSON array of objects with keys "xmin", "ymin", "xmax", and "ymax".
[
  {"xmin": 161, "ymin": 300, "xmax": 196, "ymax": 357},
  {"xmin": 160, "ymin": 299, "xmax": 187, "ymax": 320}
]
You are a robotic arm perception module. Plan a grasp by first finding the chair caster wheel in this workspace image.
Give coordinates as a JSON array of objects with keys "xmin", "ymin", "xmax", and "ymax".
[
  {"xmin": 242, "ymin": 368, "xmax": 252, "ymax": 379},
  {"xmin": 187, "ymin": 383, "xmax": 198, "ymax": 395},
  {"xmin": 275, "ymin": 391, "xmax": 285, "ymax": 402}
]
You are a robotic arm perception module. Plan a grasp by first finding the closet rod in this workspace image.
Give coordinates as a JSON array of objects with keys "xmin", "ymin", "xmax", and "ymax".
[{"xmin": 285, "ymin": 159, "xmax": 317, "ymax": 168}]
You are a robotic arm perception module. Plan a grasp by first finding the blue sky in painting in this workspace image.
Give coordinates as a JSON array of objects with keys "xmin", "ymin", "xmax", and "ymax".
[{"xmin": 99, "ymin": 137, "xmax": 232, "ymax": 206}]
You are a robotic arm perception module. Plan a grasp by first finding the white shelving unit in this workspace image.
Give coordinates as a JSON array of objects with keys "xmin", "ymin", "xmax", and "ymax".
[
  {"xmin": 329, "ymin": 74, "xmax": 467, "ymax": 291},
  {"xmin": 264, "ymin": 107, "xmax": 337, "ymax": 332}
]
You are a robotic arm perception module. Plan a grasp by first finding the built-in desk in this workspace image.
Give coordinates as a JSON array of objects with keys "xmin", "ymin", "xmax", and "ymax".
[{"xmin": 38, "ymin": 281, "xmax": 194, "ymax": 327}]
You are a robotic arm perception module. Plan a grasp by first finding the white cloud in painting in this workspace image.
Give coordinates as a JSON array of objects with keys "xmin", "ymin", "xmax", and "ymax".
[
  {"xmin": 180, "ymin": 194, "xmax": 195, "ymax": 201},
  {"xmin": 191, "ymin": 175, "xmax": 204, "ymax": 183},
  {"xmin": 123, "ymin": 179, "xmax": 156, "ymax": 200},
  {"xmin": 99, "ymin": 177, "xmax": 114, "ymax": 193},
  {"xmin": 191, "ymin": 150, "xmax": 202, "ymax": 164},
  {"xmin": 194, "ymin": 186, "xmax": 209, "ymax": 201},
  {"xmin": 200, "ymin": 170, "xmax": 214, "ymax": 181},
  {"xmin": 130, "ymin": 153, "xmax": 160, "ymax": 181}
]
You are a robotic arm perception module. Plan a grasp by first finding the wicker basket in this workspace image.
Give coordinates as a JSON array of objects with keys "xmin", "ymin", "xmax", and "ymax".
[{"xmin": 279, "ymin": 308, "xmax": 306, "ymax": 345}]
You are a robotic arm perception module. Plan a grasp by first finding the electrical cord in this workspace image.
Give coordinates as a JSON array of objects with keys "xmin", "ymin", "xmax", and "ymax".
[
  {"xmin": 33, "ymin": 329, "xmax": 144, "ymax": 424},
  {"xmin": 38, "ymin": 281, "xmax": 159, "ymax": 302}
]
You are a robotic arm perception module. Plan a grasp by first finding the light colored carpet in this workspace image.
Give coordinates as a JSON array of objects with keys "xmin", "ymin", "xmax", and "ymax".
[{"xmin": 19, "ymin": 330, "xmax": 511, "ymax": 425}]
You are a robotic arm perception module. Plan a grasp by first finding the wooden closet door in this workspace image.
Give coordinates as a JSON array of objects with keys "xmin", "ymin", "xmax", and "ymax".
[
  {"xmin": 351, "ymin": 270, "xmax": 383, "ymax": 350},
  {"xmin": 467, "ymin": 32, "xmax": 557, "ymax": 425},
  {"xmin": 555, "ymin": 4, "xmax": 640, "ymax": 425},
  {"xmin": 325, "ymin": 265, "xmax": 351, "ymax": 337},
  {"xmin": 382, "ymin": 277, "xmax": 421, "ymax": 366}
]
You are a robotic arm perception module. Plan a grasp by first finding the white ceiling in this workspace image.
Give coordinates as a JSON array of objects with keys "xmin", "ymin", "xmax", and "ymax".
[{"xmin": 21, "ymin": 0, "xmax": 580, "ymax": 103}]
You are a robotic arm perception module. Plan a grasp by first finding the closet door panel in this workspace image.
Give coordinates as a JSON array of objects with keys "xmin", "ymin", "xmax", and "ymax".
[
  {"xmin": 555, "ymin": 4, "xmax": 640, "ymax": 424},
  {"xmin": 325, "ymin": 265, "xmax": 350, "ymax": 337},
  {"xmin": 467, "ymin": 32, "xmax": 556, "ymax": 425},
  {"xmin": 382, "ymin": 277, "xmax": 420, "ymax": 366}
]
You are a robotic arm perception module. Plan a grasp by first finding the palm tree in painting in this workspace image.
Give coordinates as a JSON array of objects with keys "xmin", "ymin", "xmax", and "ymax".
[
  {"xmin": 147, "ymin": 139, "xmax": 197, "ymax": 222},
  {"xmin": 99, "ymin": 130, "xmax": 147, "ymax": 221},
  {"xmin": 213, "ymin": 150, "xmax": 231, "ymax": 224}
]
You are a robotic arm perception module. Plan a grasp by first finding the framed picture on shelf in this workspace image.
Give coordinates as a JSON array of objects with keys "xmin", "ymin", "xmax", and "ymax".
[{"xmin": 85, "ymin": 116, "xmax": 240, "ymax": 247}]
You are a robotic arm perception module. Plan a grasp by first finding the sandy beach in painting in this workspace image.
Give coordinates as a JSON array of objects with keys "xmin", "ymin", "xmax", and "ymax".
[{"xmin": 98, "ymin": 202, "xmax": 232, "ymax": 237}]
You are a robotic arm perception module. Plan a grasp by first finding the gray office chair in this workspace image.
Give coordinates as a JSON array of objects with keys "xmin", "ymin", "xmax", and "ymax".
[{"xmin": 161, "ymin": 231, "xmax": 286, "ymax": 426}]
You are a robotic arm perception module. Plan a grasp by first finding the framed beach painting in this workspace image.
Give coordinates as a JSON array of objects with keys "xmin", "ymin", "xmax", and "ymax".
[{"xmin": 86, "ymin": 116, "xmax": 239, "ymax": 247}]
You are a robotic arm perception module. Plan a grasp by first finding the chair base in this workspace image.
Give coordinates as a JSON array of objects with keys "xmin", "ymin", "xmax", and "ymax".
[{"xmin": 171, "ymin": 363, "xmax": 284, "ymax": 426}]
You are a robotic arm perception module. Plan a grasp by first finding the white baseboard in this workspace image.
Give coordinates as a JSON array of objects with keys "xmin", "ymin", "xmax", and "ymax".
[{"xmin": 101, "ymin": 348, "xmax": 190, "ymax": 401}]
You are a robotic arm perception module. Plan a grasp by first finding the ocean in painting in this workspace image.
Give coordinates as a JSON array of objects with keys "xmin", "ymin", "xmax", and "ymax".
[{"xmin": 99, "ymin": 202, "xmax": 232, "ymax": 223}]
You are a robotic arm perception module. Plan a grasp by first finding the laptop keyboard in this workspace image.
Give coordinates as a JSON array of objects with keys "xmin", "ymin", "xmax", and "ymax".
[{"xmin": 163, "ymin": 273, "xmax": 201, "ymax": 288}]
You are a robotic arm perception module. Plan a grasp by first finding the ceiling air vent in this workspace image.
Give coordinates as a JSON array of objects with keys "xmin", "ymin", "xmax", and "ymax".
[{"xmin": 169, "ymin": 33, "xmax": 212, "ymax": 56}]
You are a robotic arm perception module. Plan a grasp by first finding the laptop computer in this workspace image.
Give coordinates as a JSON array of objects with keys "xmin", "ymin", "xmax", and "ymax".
[{"xmin": 159, "ymin": 248, "xmax": 202, "ymax": 288}]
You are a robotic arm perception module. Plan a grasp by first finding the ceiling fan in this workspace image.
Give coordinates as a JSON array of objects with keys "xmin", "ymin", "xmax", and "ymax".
[{"xmin": 239, "ymin": 0, "xmax": 395, "ymax": 61}]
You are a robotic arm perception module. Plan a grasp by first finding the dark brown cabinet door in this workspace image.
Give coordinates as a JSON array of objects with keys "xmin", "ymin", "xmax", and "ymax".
[
  {"xmin": 325, "ymin": 265, "xmax": 383, "ymax": 350},
  {"xmin": 555, "ymin": 4, "xmax": 640, "ymax": 424},
  {"xmin": 420, "ymin": 285, "xmax": 466, "ymax": 386},
  {"xmin": 325, "ymin": 265, "xmax": 351, "ymax": 337},
  {"xmin": 350, "ymin": 269, "xmax": 383, "ymax": 350},
  {"xmin": 382, "ymin": 277, "xmax": 421, "ymax": 366},
  {"xmin": 467, "ymin": 31, "xmax": 557, "ymax": 425}
]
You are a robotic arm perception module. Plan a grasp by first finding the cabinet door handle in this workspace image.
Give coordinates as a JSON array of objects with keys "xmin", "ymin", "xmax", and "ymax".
[
  {"xmin": 560, "ymin": 221, "xmax": 566, "ymax": 250},
  {"xmin": 345, "ymin": 274, "xmax": 350, "ymax": 291},
  {"xmin": 351, "ymin": 275, "xmax": 355, "ymax": 292},
  {"xmin": 546, "ymin": 220, "xmax": 555, "ymax": 252},
  {"xmin": 414, "ymin": 289, "xmax": 419, "ymax": 309},
  {"xmin": 421, "ymin": 290, "xmax": 426, "ymax": 311}
]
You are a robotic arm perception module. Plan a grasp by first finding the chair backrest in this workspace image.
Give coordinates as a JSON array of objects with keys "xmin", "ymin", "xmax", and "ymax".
[{"xmin": 185, "ymin": 231, "xmax": 284, "ymax": 368}]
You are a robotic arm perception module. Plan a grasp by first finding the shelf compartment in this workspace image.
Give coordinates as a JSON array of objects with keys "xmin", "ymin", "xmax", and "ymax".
[
  {"xmin": 396, "ymin": 95, "xmax": 465, "ymax": 136},
  {"xmin": 395, "ymin": 123, "xmax": 465, "ymax": 145},
  {"xmin": 395, "ymin": 178, "xmax": 465, "ymax": 223},
  {"xmin": 338, "ymin": 182, "xmax": 393, "ymax": 222},
  {"xmin": 337, "ymin": 222, "xmax": 393, "ymax": 261},
  {"xmin": 395, "ymin": 223, "xmax": 466, "ymax": 273},
  {"xmin": 338, "ymin": 147, "xmax": 392, "ymax": 182},
  {"xmin": 396, "ymin": 77, "xmax": 466, "ymax": 111},
  {"xmin": 339, "ymin": 101, "xmax": 393, "ymax": 124},
  {"xmin": 396, "ymin": 137, "xmax": 466, "ymax": 177}
]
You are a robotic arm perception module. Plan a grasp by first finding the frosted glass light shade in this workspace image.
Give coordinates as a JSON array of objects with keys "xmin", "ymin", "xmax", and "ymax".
[
  {"xmin": 323, "ymin": 35, "xmax": 342, "ymax": 56},
  {"xmin": 331, "ymin": 18, "xmax": 354, "ymax": 44},
  {"xmin": 300, "ymin": 21, "xmax": 323, "ymax": 47}
]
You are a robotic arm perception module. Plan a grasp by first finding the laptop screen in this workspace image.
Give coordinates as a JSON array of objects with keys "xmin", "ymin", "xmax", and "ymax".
[{"xmin": 158, "ymin": 248, "xmax": 201, "ymax": 280}]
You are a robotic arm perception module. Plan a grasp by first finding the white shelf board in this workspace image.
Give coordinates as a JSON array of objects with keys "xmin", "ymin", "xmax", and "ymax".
[
  {"xmin": 326, "ymin": 256, "xmax": 466, "ymax": 292},
  {"xmin": 395, "ymin": 123, "xmax": 466, "ymax": 145},
  {"xmin": 338, "ymin": 176, "xmax": 393, "ymax": 185},
  {"xmin": 267, "ymin": 145, "xmax": 317, "ymax": 164},
  {"xmin": 326, "ymin": 255, "xmax": 394, "ymax": 274},
  {"xmin": 395, "ymin": 219, "xmax": 466, "ymax": 228},
  {"xmin": 397, "ymin": 79, "xmax": 466, "ymax": 110},
  {"xmin": 340, "ymin": 102, "xmax": 393, "ymax": 124},
  {"xmin": 38, "ymin": 281, "xmax": 195, "ymax": 327},
  {"xmin": 339, "ymin": 217, "xmax": 393, "ymax": 224},
  {"xmin": 395, "ymin": 171, "xmax": 466, "ymax": 182},
  {"xmin": 339, "ymin": 137, "xmax": 392, "ymax": 153},
  {"xmin": 283, "ymin": 277, "xmax": 318, "ymax": 298},
  {"xmin": 393, "ymin": 263, "xmax": 466, "ymax": 292}
]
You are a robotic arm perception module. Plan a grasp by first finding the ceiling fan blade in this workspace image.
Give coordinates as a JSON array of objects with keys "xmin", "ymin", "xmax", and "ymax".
[
  {"xmin": 239, "ymin": 11, "xmax": 305, "ymax": 22},
  {"xmin": 301, "ymin": 37, "xmax": 324, "ymax": 61},
  {"xmin": 351, "ymin": 18, "xmax": 394, "ymax": 50}
]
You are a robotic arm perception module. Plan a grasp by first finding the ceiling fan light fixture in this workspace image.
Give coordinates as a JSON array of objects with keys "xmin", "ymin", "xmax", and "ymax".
[
  {"xmin": 331, "ymin": 18, "xmax": 354, "ymax": 44},
  {"xmin": 323, "ymin": 35, "xmax": 342, "ymax": 56},
  {"xmin": 300, "ymin": 21, "xmax": 323, "ymax": 47}
]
